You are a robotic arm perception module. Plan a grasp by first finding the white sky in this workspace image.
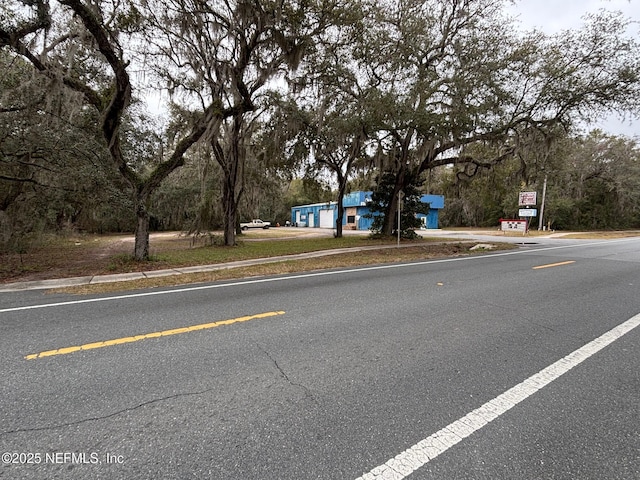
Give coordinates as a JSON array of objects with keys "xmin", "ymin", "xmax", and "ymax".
[
  {"xmin": 508, "ymin": 0, "xmax": 640, "ymax": 33},
  {"xmin": 508, "ymin": 0, "xmax": 640, "ymax": 137}
]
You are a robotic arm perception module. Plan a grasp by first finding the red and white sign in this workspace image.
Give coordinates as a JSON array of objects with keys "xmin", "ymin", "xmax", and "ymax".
[{"xmin": 518, "ymin": 191, "xmax": 537, "ymax": 206}]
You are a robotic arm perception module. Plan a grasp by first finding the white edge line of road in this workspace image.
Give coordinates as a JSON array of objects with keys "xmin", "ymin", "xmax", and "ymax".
[
  {"xmin": 354, "ymin": 311, "xmax": 640, "ymax": 480},
  {"xmin": 0, "ymin": 238, "xmax": 635, "ymax": 314}
]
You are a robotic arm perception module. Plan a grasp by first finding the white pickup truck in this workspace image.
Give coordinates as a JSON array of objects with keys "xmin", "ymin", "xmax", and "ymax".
[{"xmin": 240, "ymin": 219, "xmax": 271, "ymax": 230}]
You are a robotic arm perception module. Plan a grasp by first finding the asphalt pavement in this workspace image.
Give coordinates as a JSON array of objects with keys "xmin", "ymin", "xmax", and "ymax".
[{"xmin": 0, "ymin": 236, "xmax": 639, "ymax": 479}]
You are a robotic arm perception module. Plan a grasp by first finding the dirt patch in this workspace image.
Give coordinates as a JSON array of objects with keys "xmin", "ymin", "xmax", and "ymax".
[{"xmin": 0, "ymin": 234, "xmax": 134, "ymax": 283}]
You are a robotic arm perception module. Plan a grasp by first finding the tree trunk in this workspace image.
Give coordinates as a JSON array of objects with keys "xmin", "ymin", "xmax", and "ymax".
[
  {"xmin": 381, "ymin": 131, "xmax": 413, "ymax": 236},
  {"xmin": 222, "ymin": 179, "xmax": 238, "ymax": 246},
  {"xmin": 382, "ymin": 168, "xmax": 406, "ymax": 236},
  {"xmin": 215, "ymin": 115, "xmax": 245, "ymax": 247},
  {"xmin": 335, "ymin": 195, "xmax": 344, "ymax": 238},
  {"xmin": 335, "ymin": 175, "xmax": 347, "ymax": 238},
  {"xmin": 134, "ymin": 200, "xmax": 150, "ymax": 261}
]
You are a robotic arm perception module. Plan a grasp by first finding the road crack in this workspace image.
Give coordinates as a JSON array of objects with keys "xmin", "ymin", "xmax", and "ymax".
[
  {"xmin": 257, "ymin": 344, "xmax": 317, "ymax": 405},
  {"xmin": 0, "ymin": 387, "xmax": 216, "ymax": 437}
]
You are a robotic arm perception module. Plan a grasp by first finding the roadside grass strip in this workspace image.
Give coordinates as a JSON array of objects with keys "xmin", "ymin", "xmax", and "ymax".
[
  {"xmin": 24, "ymin": 311, "xmax": 285, "ymax": 360},
  {"xmin": 355, "ymin": 312, "xmax": 640, "ymax": 480}
]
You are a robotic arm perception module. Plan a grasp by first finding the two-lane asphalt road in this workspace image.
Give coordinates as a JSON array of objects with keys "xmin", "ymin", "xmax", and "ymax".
[{"xmin": 1, "ymin": 238, "xmax": 639, "ymax": 479}]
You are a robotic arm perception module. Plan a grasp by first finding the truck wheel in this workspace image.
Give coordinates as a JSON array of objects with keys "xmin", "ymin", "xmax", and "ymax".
[{"xmin": 241, "ymin": 226, "xmax": 248, "ymax": 231}]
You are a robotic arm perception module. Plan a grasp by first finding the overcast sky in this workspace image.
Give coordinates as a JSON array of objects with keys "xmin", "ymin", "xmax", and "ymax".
[
  {"xmin": 508, "ymin": 0, "xmax": 640, "ymax": 33},
  {"xmin": 508, "ymin": 0, "xmax": 640, "ymax": 136}
]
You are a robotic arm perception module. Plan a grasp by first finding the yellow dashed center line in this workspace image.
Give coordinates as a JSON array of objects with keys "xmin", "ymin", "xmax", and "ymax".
[
  {"xmin": 25, "ymin": 311, "xmax": 285, "ymax": 360},
  {"xmin": 532, "ymin": 260, "xmax": 576, "ymax": 270}
]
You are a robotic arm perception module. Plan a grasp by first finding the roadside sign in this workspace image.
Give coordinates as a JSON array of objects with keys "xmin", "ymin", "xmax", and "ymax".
[
  {"xmin": 518, "ymin": 208, "xmax": 538, "ymax": 217},
  {"xmin": 518, "ymin": 191, "xmax": 537, "ymax": 206},
  {"xmin": 501, "ymin": 219, "xmax": 527, "ymax": 232}
]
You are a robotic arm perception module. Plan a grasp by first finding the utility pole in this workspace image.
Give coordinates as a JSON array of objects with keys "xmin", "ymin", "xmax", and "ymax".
[
  {"xmin": 397, "ymin": 190, "xmax": 404, "ymax": 247},
  {"xmin": 538, "ymin": 174, "xmax": 548, "ymax": 231}
]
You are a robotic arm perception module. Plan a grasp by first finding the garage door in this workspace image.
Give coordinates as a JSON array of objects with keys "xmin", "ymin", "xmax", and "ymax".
[{"xmin": 319, "ymin": 209, "xmax": 334, "ymax": 228}]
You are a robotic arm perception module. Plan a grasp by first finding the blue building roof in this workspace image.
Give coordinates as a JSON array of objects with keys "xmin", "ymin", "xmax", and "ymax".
[
  {"xmin": 292, "ymin": 192, "xmax": 444, "ymax": 210},
  {"xmin": 420, "ymin": 194, "xmax": 445, "ymax": 209}
]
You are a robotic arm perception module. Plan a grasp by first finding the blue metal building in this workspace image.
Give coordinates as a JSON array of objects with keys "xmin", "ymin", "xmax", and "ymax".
[
  {"xmin": 417, "ymin": 194, "xmax": 445, "ymax": 229},
  {"xmin": 290, "ymin": 201, "xmax": 337, "ymax": 228},
  {"xmin": 291, "ymin": 191, "xmax": 444, "ymax": 230}
]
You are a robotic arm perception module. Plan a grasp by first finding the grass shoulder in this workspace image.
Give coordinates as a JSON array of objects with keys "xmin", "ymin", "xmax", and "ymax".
[{"xmin": 52, "ymin": 241, "xmax": 516, "ymax": 295}]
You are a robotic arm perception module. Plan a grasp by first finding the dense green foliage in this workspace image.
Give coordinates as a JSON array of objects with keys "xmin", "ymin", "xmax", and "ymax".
[
  {"xmin": 2, "ymin": 0, "xmax": 640, "ymax": 258},
  {"xmin": 366, "ymin": 171, "xmax": 426, "ymax": 239},
  {"xmin": 436, "ymin": 131, "xmax": 640, "ymax": 230}
]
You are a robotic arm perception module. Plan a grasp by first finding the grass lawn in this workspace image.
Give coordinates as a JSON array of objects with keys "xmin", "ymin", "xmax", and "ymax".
[
  {"xmin": 0, "ymin": 230, "xmax": 459, "ymax": 283},
  {"xmin": 55, "ymin": 242, "xmax": 497, "ymax": 295},
  {"xmin": 4, "ymin": 227, "xmax": 635, "ymax": 292}
]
